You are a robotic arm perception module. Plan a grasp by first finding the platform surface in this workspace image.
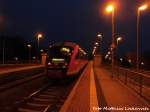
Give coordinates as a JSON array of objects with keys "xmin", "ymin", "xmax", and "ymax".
[{"xmin": 60, "ymin": 61, "xmax": 150, "ymax": 112}]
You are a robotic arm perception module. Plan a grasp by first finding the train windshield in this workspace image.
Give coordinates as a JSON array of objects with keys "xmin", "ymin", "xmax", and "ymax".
[{"xmin": 48, "ymin": 46, "xmax": 73, "ymax": 64}]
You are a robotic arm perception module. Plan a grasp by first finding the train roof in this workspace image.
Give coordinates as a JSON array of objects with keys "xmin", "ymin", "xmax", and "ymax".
[
  {"xmin": 51, "ymin": 42, "xmax": 79, "ymax": 48},
  {"xmin": 49, "ymin": 41, "xmax": 87, "ymax": 55}
]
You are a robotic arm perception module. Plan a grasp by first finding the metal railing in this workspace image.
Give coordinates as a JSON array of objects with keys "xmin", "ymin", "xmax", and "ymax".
[{"xmin": 112, "ymin": 66, "xmax": 150, "ymax": 102}]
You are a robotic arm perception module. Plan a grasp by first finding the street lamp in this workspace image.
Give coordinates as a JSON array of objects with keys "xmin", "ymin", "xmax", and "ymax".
[
  {"xmin": 97, "ymin": 33, "xmax": 102, "ymax": 39},
  {"xmin": 106, "ymin": 5, "xmax": 114, "ymax": 13},
  {"xmin": 107, "ymin": 51, "xmax": 111, "ymax": 55},
  {"xmin": 37, "ymin": 33, "xmax": 43, "ymax": 49},
  {"xmin": 2, "ymin": 39, "xmax": 5, "ymax": 64},
  {"xmin": 120, "ymin": 58, "xmax": 123, "ymax": 62},
  {"xmin": 27, "ymin": 44, "xmax": 32, "ymax": 63},
  {"xmin": 93, "ymin": 33, "xmax": 103, "ymax": 55},
  {"xmin": 136, "ymin": 4, "xmax": 148, "ymax": 71},
  {"xmin": 116, "ymin": 37, "xmax": 123, "ymax": 65},
  {"xmin": 106, "ymin": 4, "xmax": 115, "ymax": 69},
  {"xmin": 97, "ymin": 33, "xmax": 103, "ymax": 54},
  {"xmin": 116, "ymin": 37, "xmax": 122, "ymax": 45},
  {"xmin": 40, "ymin": 49, "xmax": 43, "ymax": 53},
  {"xmin": 37, "ymin": 33, "xmax": 43, "ymax": 63},
  {"xmin": 139, "ymin": 4, "xmax": 148, "ymax": 11},
  {"xmin": 95, "ymin": 42, "xmax": 99, "ymax": 46}
]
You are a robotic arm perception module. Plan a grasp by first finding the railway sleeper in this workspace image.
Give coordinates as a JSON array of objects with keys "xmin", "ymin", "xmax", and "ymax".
[
  {"xmin": 30, "ymin": 98, "xmax": 54, "ymax": 104},
  {"xmin": 18, "ymin": 108, "xmax": 43, "ymax": 112},
  {"xmin": 38, "ymin": 94, "xmax": 57, "ymax": 98},
  {"xmin": 33, "ymin": 97, "xmax": 54, "ymax": 102},
  {"xmin": 18, "ymin": 104, "xmax": 46, "ymax": 112},
  {"xmin": 18, "ymin": 103, "xmax": 51, "ymax": 111}
]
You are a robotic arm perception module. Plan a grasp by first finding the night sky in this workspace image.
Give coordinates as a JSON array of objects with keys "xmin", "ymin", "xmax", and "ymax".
[{"xmin": 0, "ymin": 0, "xmax": 150, "ymax": 55}]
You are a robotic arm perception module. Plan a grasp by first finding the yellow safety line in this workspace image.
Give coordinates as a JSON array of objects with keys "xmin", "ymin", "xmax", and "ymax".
[
  {"xmin": 59, "ymin": 62, "xmax": 89, "ymax": 112},
  {"xmin": 90, "ymin": 61, "xmax": 99, "ymax": 112}
]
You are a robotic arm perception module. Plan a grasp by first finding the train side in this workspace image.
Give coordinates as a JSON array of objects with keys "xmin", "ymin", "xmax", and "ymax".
[{"xmin": 46, "ymin": 42, "xmax": 88, "ymax": 79}]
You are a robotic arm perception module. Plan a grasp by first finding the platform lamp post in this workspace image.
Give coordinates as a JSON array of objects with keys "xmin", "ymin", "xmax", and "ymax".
[
  {"xmin": 97, "ymin": 33, "xmax": 103, "ymax": 53},
  {"xmin": 97, "ymin": 33, "xmax": 102, "ymax": 40},
  {"xmin": 40, "ymin": 49, "xmax": 44, "ymax": 54},
  {"xmin": 116, "ymin": 37, "xmax": 122, "ymax": 66},
  {"xmin": 37, "ymin": 33, "xmax": 43, "ymax": 63},
  {"xmin": 136, "ymin": 4, "xmax": 148, "ymax": 71},
  {"xmin": 27, "ymin": 44, "xmax": 32, "ymax": 63},
  {"xmin": 2, "ymin": 39, "xmax": 5, "ymax": 64},
  {"xmin": 106, "ymin": 4, "xmax": 115, "ymax": 74}
]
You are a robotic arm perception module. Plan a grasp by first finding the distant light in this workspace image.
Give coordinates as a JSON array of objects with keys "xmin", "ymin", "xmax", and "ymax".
[
  {"xmin": 83, "ymin": 52, "xmax": 87, "ymax": 55},
  {"xmin": 109, "ymin": 57, "xmax": 111, "ymax": 60},
  {"xmin": 27, "ymin": 44, "xmax": 31, "ymax": 48},
  {"xmin": 106, "ymin": 54, "xmax": 109, "ymax": 57},
  {"xmin": 117, "ymin": 37, "xmax": 122, "ymax": 42},
  {"xmin": 14, "ymin": 57, "xmax": 18, "ymax": 61},
  {"xmin": 37, "ymin": 33, "xmax": 43, "ymax": 39},
  {"xmin": 95, "ymin": 42, "xmax": 99, "ymax": 45},
  {"xmin": 97, "ymin": 34, "xmax": 102, "ymax": 39},
  {"xmin": 33, "ymin": 57, "xmax": 36, "ymax": 59},
  {"xmin": 128, "ymin": 59, "xmax": 132, "ymax": 63},
  {"xmin": 48, "ymin": 62, "xmax": 51, "ymax": 65},
  {"xmin": 94, "ymin": 46, "xmax": 97, "ymax": 49},
  {"xmin": 120, "ymin": 58, "xmax": 123, "ymax": 61},
  {"xmin": 40, "ymin": 49, "xmax": 43, "ymax": 52},
  {"xmin": 92, "ymin": 49, "xmax": 96, "ymax": 54},
  {"xmin": 107, "ymin": 51, "xmax": 111, "ymax": 55},
  {"xmin": 141, "ymin": 62, "xmax": 144, "ymax": 65},
  {"xmin": 105, "ymin": 54, "xmax": 109, "ymax": 59},
  {"xmin": 110, "ymin": 47, "xmax": 113, "ymax": 51},
  {"xmin": 49, "ymin": 45, "xmax": 52, "ymax": 48}
]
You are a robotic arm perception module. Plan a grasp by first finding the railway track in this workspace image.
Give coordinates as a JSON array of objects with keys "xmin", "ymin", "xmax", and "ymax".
[
  {"xmin": 0, "ymin": 73, "xmax": 45, "ymax": 93},
  {"xmin": 12, "ymin": 79, "xmax": 76, "ymax": 112}
]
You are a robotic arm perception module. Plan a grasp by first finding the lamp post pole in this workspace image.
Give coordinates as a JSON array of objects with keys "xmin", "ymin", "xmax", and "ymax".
[
  {"xmin": 37, "ymin": 33, "xmax": 43, "ymax": 63},
  {"xmin": 136, "ymin": 4, "xmax": 148, "ymax": 71},
  {"xmin": 2, "ymin": 39, "xmax": 5, "ymax": 64},
  {"xmin": 136, "ymin": 10, "xmax": 140, "ymax": 71},
  {"xmin": 111, "ymin": 9, "xmax": 115, "ymax": 68},
  {"xmin": 27, "ymin": 44, "xmax": 31, "ymax": 63},
  {"xmin": 106, "ymin": 4, "xmax": 115, "ymax": 77},
  {"xmin": 116, "ymin": 37, "xmax": 122, "ymax": 66}
]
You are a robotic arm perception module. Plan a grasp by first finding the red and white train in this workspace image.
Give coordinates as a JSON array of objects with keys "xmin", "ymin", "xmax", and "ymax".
[{"xmin": 46, "ymin": 42, "xmax": 88, "ymax": 78}]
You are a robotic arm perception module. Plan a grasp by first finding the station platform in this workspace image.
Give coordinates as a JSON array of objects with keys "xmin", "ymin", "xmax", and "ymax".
[
  {"xmin": 60, "ymin": 61, "xmax": 150, "ymax": 112},
  {"xmin": 0, "ymin": 64, "xmax": 44, "ymax": 75}
]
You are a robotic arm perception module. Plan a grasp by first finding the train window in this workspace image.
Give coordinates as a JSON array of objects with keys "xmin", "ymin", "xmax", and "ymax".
[
  {"xmin": 60, "ymin": 47, "xmax": 71, "ymax": 56},
  {"xmin": 61, "ymin": 47, "xmax": 70, "ymax": 53},
  {"xmin": 76, "ymin": 50, "xmax": 85, "ymax": 59},
  {"xmin": 48, "ymin": 46, "xmax": 73, "ymax": 64}
]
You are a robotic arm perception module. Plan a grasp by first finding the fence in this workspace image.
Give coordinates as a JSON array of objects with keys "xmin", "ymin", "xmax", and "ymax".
[{"xmin": 112, "ymin": 66, "xmax": 150, "ymax": 102}]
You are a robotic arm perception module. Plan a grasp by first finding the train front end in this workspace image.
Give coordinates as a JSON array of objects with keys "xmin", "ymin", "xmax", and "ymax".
[{"xmin": 46, "ymin": 45, "xmax": 72, "ymax": 78}]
